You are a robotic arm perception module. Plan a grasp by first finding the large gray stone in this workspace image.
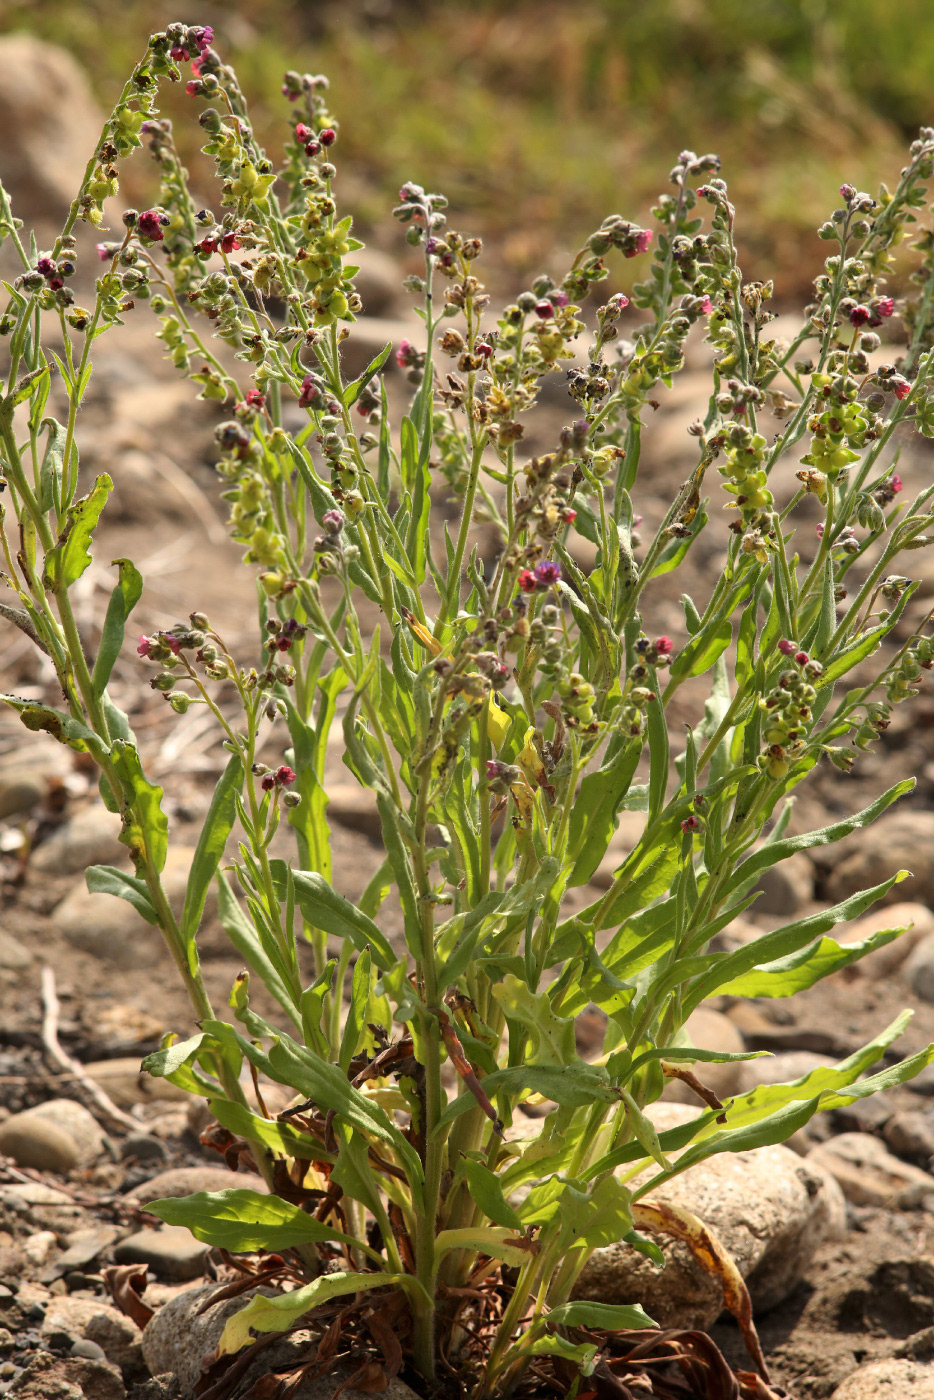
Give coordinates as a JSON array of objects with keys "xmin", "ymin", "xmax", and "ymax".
[
  {"xmin": 0, "ymin": 36, "xmax": 103, "ymax": 223},
  {"xmin": 113, "ymin": 1228, "xmax": 208, "ymax": 1282},
  {"xmin": 573, "ymin": 1104, "xmax": 845, "ymax": 1329},
  {"xmin": 831, "ymin": 1359, "xmax": 934, "ymax": 1398},
  {"xmin": 809, "ymin": 1131, "xmax": 934, "ymax": 1207},
  {"xmin": 52, "ymin": 885, "xmax": 164, "ymax": 970},
  {"xmin": 904, "ymin": 931, "xmax": 934, "ymax": 1003},
  {"xmin": 142, "ymin": 1284, "xmax": 421, "ymax": 1400},
  {"xmin": 0, "ymin": 1099, "xmax": 104, "ymax": 1172},
  {"xmin": 25, "ymin": 1099, "xmax": 105, "ymax": 1165}
]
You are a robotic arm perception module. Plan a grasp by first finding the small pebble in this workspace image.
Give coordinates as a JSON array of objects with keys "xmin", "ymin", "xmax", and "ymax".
[{"xmin": 70, "ymin": 1338, "xmax": 107, "ymax": 1361}]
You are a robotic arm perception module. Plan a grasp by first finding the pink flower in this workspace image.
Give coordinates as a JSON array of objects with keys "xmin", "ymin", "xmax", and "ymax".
[
  {"xmin": 195, "ymin": 236, "xmax": 218, "ymax": 256},
  {"xmin": 534, "ymin": 300, "xmax": 554, "ymax": 319},
  {"xmin": 188, "ymin": 25, "xmax": 214, "ymax": 55},
  {"xmin": 485, "ymin": 759, "xmax": 502, "ymax": 780},
  {"xmin": 892, "ymin": 377, "xmax": 912, "ymax": 400},
  {"xmin": 848, "ymin": 305, "xmax": 872, "ymax": 328},
  {"xmin": 631, "ymin": 229, "xmax": 653, "ymax": 256},
  {"xmin": 891, "ymin": 473, "xmax": 903, "ymax": 493},
  {"xmin": 319, "ymin": 128, "xmax": 336, "ymax": 146},
  {"xmin": 778, "ymin": 638, "xmax": 797, "ymax": 655},
  {"xmin": 137, "ymin": 635, "xmax": 154, "ymax": 659},
  {"xmin": 681, "ymin": 816, "xmax": 700, "ymax": 832},
  {"xmin": 815, "ymin": 523, "xmax": 825, "ymax": 539},
  {"xmin": 562, "ymin": 507, "xmax": 577, "ymax": 523},
  {"xmin": 261, "ymin": 773, "xmax": 275, "ymax": 791},
  {"xmin": 875, "ymin": 297, "xmax": 895, "ymax": 318},
  {"xmin": 170, "ymin": 44, "xmax": 191, "ymax": 62},
  {"xmin": 476, "ymin": 342, "xmax": 493, "ymax": 359},
  {"xmin": 840, "ymin": 183, "xmax": 856, "ymax": 200},
  {"xmin": 299, "ymin": 374, "xmax": 321, "ymax": 408},
  {"xmin": 276, "ymin": 765, "xmax": 296, "ymax": 786},
  {"xmin": 220, "ymin": 232, "xmax": 241, "ymax": 254},
  {"xmin": 395, "ymin": 339, "xmax": 418, "ymax": 369},
  {"xmin": 36, "ymin": 257, "xmax": 56, "ymax": 278},
  {"xmin": 185, "ymin": 80, "xmax": 200, "ymax": 96},
  {"xmin": 698, "ymin": 295, "xmax": 713, "ymax": 315},
  {"xmin": 295, "ymin": 123, "xmax": 313, "ymax": 143},
  {"xmin": 95, "ymin": 243, "xmax": 116, "ymax": 260},
  {"xmin": 165, "ymin": 634, "xmax": 181, "ymax": 656},
  {"xmin": 610, "ymin": 293, "xmax": 630, "ymax": 311},
  {"xmin": 245, "ymin": 389, "xmax": 265, "ymax": 407},
  {"xmin": 795, "ymin": 651, "xmax": 809, "ymax": 666},
  {"xmin": 654, "ymin": 636, "xmax": 674, "ymax": 655},
  {"xmin": 551, "ymin": 289, "xmax": 569, "ymax": 308},
  {"xmin": 518, "ymin": 569, "xmax": 537, "ymax": 594}
]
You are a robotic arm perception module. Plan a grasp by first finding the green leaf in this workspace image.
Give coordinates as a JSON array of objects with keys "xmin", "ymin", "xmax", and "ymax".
[
  {"xmin": 646, "ymin": 676, "xmax": 669, "ymax": 823},
  {"xmin": 91, "ymin": 558, "xmax": 143, "ymax": 697},
  {"xmin": 816, "ymin": 623, "xmax": 888, "ymax": 689},
  {"xmin": 464, "ymin": 1159, "xmax": 522, "ymax": 1229},
  {"xmin": 727, "ymin": 779, "xmax": 913, "ymax": 896},
  {"xmin": 218, "ymin": 1272, "xmax": 412, "ymax": 1355},
  {"xmin": 145, "ymin": 1189, "xmax": 376, "ymax": 1257},
  {"xmin": 569, "ymin": 738, "xmax": 642, "ymax": 886},
  {"xmin": 208, "ymin": 1098, "xmax": 331, "ymax": 1164},
  {"xmin": 342, "ymin": 342, "xmax": 392, "ymax": 408},
  {"xmin": 216, "ymin": 872, "xmax": 300, "ymax": 1028},
  {"xmin": 434, "ymin": 1227, "xmax": 532, "ymax": 1268},
  {"xmin": 339, "ymin": 948, "xmax": 370, "ymax": 1072},
  {"xmin": 668, "ymin": 618, "xmax": 732, "ymax": 681},
  {"xmin": 110, "ymin": 740, "xmax": 168, "ymax": 878},
  {"xmin": 181, "ymin": 756, "xmax": 241, "ymax": 945},
  {"xmin": 43, "ymin": 474, "xmax": 112, "ymax": 593},
  {"xmin": 1, "ymin": 697, "xmax": 104, "ymax": 757},
  {"xmin": 491, "ymin": 974, "xmax": 576, "ymax": 1066},
  {"xmin": 86, "ymin": 864, "xmax": 158, "ymax": 925},
  {"xmin": 37, "ymin": 417, "xmax": 65, "ymax": 514},
  {"xmin": 272, "ymin": 863, "xmax": 396, "ymax": 971},
  {"xmin": 142, "ymin": 1032, "xmax": 207, "ymax": 1079},
  {"xmin": 546, "ymin": 1301, "xmax": 655, "ymax": 1330},
  {"xmin": 435, "ymin": 1063, "xmax": 618, "ymax": 1133},
  {"xmin": 716, "ymin": 925, "xmax": 908, "ymax": 998}
]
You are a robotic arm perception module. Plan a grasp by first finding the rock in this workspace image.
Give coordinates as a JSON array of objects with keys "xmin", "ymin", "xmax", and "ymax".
[
  {"xmin": 754, "ymin": 849, "xmax": 814, "ymax": 916},
  {"xmin": 662, "ymin": 1008, "xmax": 747, "ymax": 1103},
  {"xmin": 125, "ymin": 1166, "xmax": 267, "ymax": 1204},
  {"xmin": 809, "ymin": 1131, "xmax": 934, "ymax": 1207},
  {"xmin": 0, "ymin": 37, "xmax": 103, "ymax": 223},
  {"xmin": 822, "ymin": 809, "xmax": 934, "ymax": 908},
  {"xmin": 24, "ymin": 1230, "xmax": 57, "ymax": 1265},
  {"xmin": 884, "ymin": 1110, "xmax": 934, "ymax": 1165},
  {"xmin": 0, "ymin": 770, "xmax": 45, "ymax": 820},
  {"xmin": 114, "ymin": 1228, "xmax": 208, "ymax": 1282},
  {"xmin": 53, "ymin": 885, "xmax": 166, "ymax": 970},
  {"xmin": 43, "ymin": 1226, "xmax": 120, "ymax": 1280},
  {"xmin": 832, "ymin": 1093, "xmax": 894, "ymax": 1135},
  {"xmin": 94, "ymin": 1003, "xmax": 165, "ymax": 1048},
  {"xmin": 0, "ymin": 928, "xmax": 31, "ymax": 970},
  {"xmin": 905, "ymin": 931, "xmax": 934, "ymax": 1003},
  {"xmin": 830, "ymin": 1358, "xmax": 934, "ymax": 1398},
  {"xmin": 159, "ymin": 847, "xmax": 214, "ymax": 923},
  {"xmin": 0, "ymin": 1182, "xmax": 74, "ymax": 1208},
  {"xmin": 735, "ymin": 1050, "xmax": 835, "ymax": 1093},
  {"xmin": 32, "ymin": 806, "xmax": 125, "ymax": 875},
  {"xmin": 0, "ymin": 1112, "xmax": 79, "ymax": 1173},
  {"xmin": 142, "ymin": 1285, "xmax": 419, "ymax": 1400},
  {"xmin": 324, "ymin": 782, "xmax": 382, "ymax": 842},
  {"xmin": 82, "ymin": 1059, "xmax": 186, "ymax": 1109},
  {"xmin": 40, "ymin": 1295, "xmax": 143, "ymax": 1373},
  {"xmin": 573, "ymin": 1104, "xmax": 844, "ymax": 1328},
  {"xmin": 353, "ymin": 248, "xmax": 403, "ymax": 317},
  {"xmin": 24, "ymin": 1100, "xmax": 106, "ymax": 1166},
  {"xmin": 840, "ymin": 901, "xmax": 934, "ymax": 977},
  {"xmin": 120, "ymin": 1135, "xmax": 169, "ymax": 1164}
]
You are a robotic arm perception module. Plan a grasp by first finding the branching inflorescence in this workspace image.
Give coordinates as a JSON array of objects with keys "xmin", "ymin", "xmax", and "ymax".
[{"xmin": 2, "ymin": 24, "xmax": 934, "ymax": 1396}]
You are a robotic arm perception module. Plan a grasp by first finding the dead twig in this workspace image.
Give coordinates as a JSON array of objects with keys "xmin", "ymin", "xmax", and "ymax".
[{"xmin": 40, "ymin": 965, "xmax": 140, "ymax": 1134}]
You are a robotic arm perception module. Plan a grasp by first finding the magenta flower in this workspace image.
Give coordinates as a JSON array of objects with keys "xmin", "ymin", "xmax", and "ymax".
[
  {"xmin": 395, "ymin": 339, "xmax": 418, "ymax": 369},
  {"xmin": 299, "ymin": 374, "xmax": 321, "ymax": 408},
  {"xmin": 891, "ymin": 473, "xmax": 903, "ymax": 493},
  {"xmin": 295, "ymin": 123, "xmax": 313, "ymax": 143},
  {"xmin": 654, "ymin": 636, "xmax": 674, "ymax": 655},
  {"xmin": 220, "ymin": 232, "xmax": 241, "ymax": 254},
  {"xmin": 848, "ymin": 305, "xmax": 872, "ymax": 328},
  {"xmin": 778, "ymin": 638, "xmax": 797, "ymax": 655},
  {"xmin": 534, "ymin": 300, "xmax": 554, "ymax": 319},
  {"xmin": 322, "ymin": 509, "xmax": 345, "ymax": 533},
  {"xmin": 893, "ymin": 377, "xmax": 912, "ymax": 400},
  {"xmin": 137, "ymin": 209, "xmax": 168, "ymax": 242},
  {"xmin": 276, "ymin": 765, "xmax": 296, "ymax": 786},
  {"xmin": 533, "ymin": 560, "xmax": 562, "ymax": 586},
  {"xmin": 631, "ymin": 229, "xmax": 653, "ymax": 256},
  {"xmin": 319, "ymin": 128, "xmax": 336, "ymax": 147},
  {"xmin": 165, "ymin": 634, "xmax": 181, "ymax": 656},
  {"xmin": 551, "ymin": 289, "xmax": 569, "ymax": 308},
  {"xmin": 188, "ymin": 25, "xmax": 214, "ymax": 55},
  {"xmin": 95, "ymin": 243, "xmax": 117, "ymax": 260},
  {"xmin": 245, "ymin": 389, "xmax": 265, "ymax": 407},
  {"xmin": 681, "ymin": 816, "xmax": 700, "ymax": 832},
  {"xmin": 875, "ymin": 297, "xmax": 895, "ymax": 318},
  {"xmin": 169, "ymin": 45, "xmax": 191, "ymax": 62},
  {"xmin": 518, "ymin": 569, "xmax": 537, "ymax": 594},
  {"xmin": 795, "ymin": 651, "xmax": 809, "ymax": 666},
  {"xmin": 698, "ymin": 295, "xmax": 713, "ymax": 315},
  {"xmin": 815, "ymin": 523, "xmax": 825, "ymax": 539},
  {"xmin": 137, "ymin": 635, "xmax": 154, "ymax": 659},
  {"xmin": 185, "ymin": 80, "xmax": 200, "ymax": 97},
  {"xmin": 261, "ymin": 773, "xmax": 275, "ymax": 791}
]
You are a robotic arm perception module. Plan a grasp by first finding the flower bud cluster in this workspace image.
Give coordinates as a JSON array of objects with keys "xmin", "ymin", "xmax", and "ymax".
[{"xmin": 758, "ymin": 645, "xmax": 823, "ymax": 779}]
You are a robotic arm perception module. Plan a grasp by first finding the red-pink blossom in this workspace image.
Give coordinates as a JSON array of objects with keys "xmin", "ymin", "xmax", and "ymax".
[
  {"xmin": 778, "ymin": 638, "xmax": 797, "ymax": 655},
  {"xmin": 518, "ymin": 569, "xmax": 537, "ymax": 594},
  {"xmin": 655, "ymin": 636, "xmax": 674, "ymax": 655},
  {"xmin": 875, "ymin": 297, "xmax": 895, "ymax": 318},
  {"xmin": 891, "ymin": 473, "xmax": 903, "ymax": 493},
  {"xmin": 893, "ymin": 377, "xmax": 912, "ymax": 400}
]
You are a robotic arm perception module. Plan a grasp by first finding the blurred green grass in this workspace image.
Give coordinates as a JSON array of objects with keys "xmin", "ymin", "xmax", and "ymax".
[{"xmin": 4, "ymin": 0, "xmax": 934, "ymax": 293}]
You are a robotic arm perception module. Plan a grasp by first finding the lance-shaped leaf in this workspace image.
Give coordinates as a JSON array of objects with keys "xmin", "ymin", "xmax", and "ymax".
[
  {"xmin": 146, "ymin": 1189, "xmax": 379, "ymax": 1258},
  {"xmin": 43, "ymin": 474, "xmax": 112, "ymax": 593},
  {"xmin": 545, "ymin": 1301, "xmax": 655, "ymax": 1331},
  {"xmin": 181, "ymin": 755, "xmax": 241, "ymax": 945},
  {"xmin": 92, "ymin": 558, "xmax": 143, "ymax": 697},
  {"xmin": 218, "ymin": 1272, "xmax": 415, "ymax": 1356},
  {"xmin": 272, "ymin": 862, "xmax": 396, "ymax": 971},
  {"xmin": 86, "ymin": 865, "xmax": 158, "ymax": 925}
]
